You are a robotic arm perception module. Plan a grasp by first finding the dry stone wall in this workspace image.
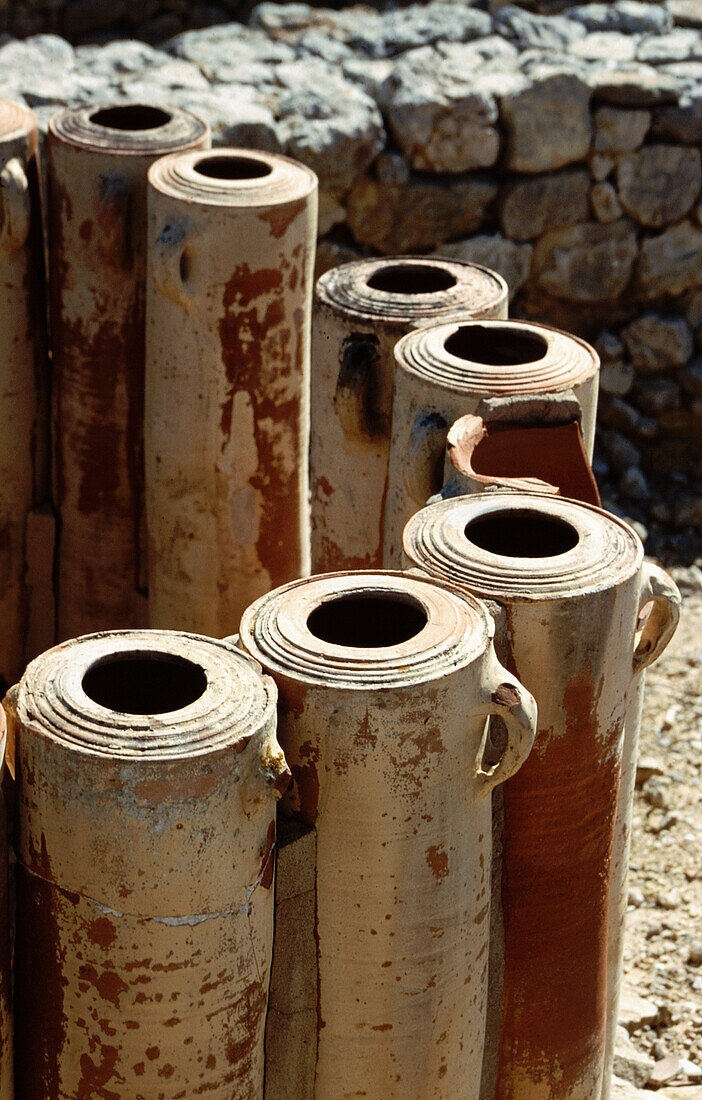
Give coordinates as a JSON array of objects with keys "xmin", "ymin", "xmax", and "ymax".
[{"xmin": 1, "ymin": 0, "xmax": 701, "ymax": 556}]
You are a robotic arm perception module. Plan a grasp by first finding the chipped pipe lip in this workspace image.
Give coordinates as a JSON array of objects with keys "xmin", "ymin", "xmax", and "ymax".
[
  {"xmin": 403, "ymin": 491, "xmax": 643, "ymax": 604},
  {"xmin": 49, "ymin": 101, "xmax": 209, "ymax": 156},
  {"xmin": 395, "ymin": 318, "xmax": 599, "ymax": 395},
  {"xmin": 239, "ymin": 569, "xmax": 494, "ymax": 690},
  {"xmin": 16, "ymin": 629, "xmax": 277, "ymax": 761},
  {"xmin": 0, "ymin": 98, "xmax": 37, "ymax": 144},
  {"xmin": 315, "ymin": 255, "xmax": 508, "ymax": 327},
  {"xmin": 148, "ymin": 146, "xmax": 318, "ymax": 207}
]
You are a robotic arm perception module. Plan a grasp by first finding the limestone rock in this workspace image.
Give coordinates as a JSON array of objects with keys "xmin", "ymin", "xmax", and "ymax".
[
  {"xmin": 532, "ymin": 220, "xmax": 638, "ymax": 302},
  {"xmin": 438, "ymin": 233, "xmax": 533, "ymax": 300},
  {"xmin": 379, "ymin": 57, "xmax": 500, "ymax": 173},
  {"xmin": 570, "ymin": 31, "xmax": 638, "ymax": 63},
  {"xmin": 168, "ymin": 21, "xmax": 296, "ymax": 73},
  {"xmin": 590, "ymin": 65, "xmax": 680, "ymax": 107},
  {"xmin": 591, "ymin": 152, "xmax": 617, "ymax": 180},
  {"xmin": 668, "ymin": 0, "xmax": 702, "ymax": 28},
  {"xmin": 623, "ymin": 313, "xmax": 694, "ymax": 372},
  {"xmin": 652, "ymin": 94, "xmax": 702, "ymax": 142},
  {"xmin": 498, "ymin": 72, "xmax": 592, "ymax": 171},
  {"xmin": 493, "ymin": 7, "xmax": 587, "ymax": 49},
  {"xmin": 634, "ymin": 378, "xmax": 682, "ymax": 413},
  {"xmin": 594, "ymin": 106, "xmax": 651, "ymax": 151},
  {"xmin": 639, "ymin": 28, "xmax": 702, "ymax": 63},
  {"xmin": 617, "ymin": 144, "xmax": 702, "ymax": 227},
  {"xmin": 276, "ymin": 77, "xmax": 385, "ymax": 194},
  {"xmin": 346, "ymin": 168, "xmax": 497, "ymax": 254},
  {"xmin": 592, "ymin": 181, "xmax": 624, "ymax": 223},
  {"xmin": 611, "ymin": 1074, "xmax": 666, "ymax": 1099},
  {"xmin": 636, "ymin": 220, "xmax": 702, "ymax": 297},
  {"xmin": 567, "ymin": 3, "xmax": 673, "ymax": 35},
  {"xmin": 500, "ymin": 168, "xmax": 590, "ymax": 240},
  {"xmin": 600, "ymin": 361, "xmax": 635, "ymax": 394},
  {"xmin": 618, "ymin": 988, "xmax": 662, "ymax": 1031},
  {"xmin": 314, "ymin": 237, "xmax": 362, "ymax": 280}
]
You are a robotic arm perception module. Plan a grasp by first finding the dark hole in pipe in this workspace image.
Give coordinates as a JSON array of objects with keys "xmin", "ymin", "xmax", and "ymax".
[
  {"xmin": 82, "ymin": 654, "xmax": 207, "ymax": 715},
  {"xmin": 464, "ymin": 511, "xmax": 579, "ymax": 558},
  {"xmin": 444, "ymin": 324, "xmax": 548, "ymax": 366},
  {"xmin": 307, "ymin": 595, "xmax": 427, "ymax": 648},
  {"xmin": 90, "ymin": 105, "xmax": 172, "ymax": 131},
  {"xmin": 194, "ymin": 155, "xmax": 272, "ymax": 180},
  {"xmin": 366, "ymin": 263, "xmax": 458, "ymax": 295}
]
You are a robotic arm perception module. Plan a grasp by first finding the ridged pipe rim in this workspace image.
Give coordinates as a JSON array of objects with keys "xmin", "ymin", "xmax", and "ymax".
[
  {"xmin": 239, "ymin": 570, "xmax": 492, "ymax": 690},
  {"xmin": 403, "ymin": 493, "xmax": 643, "ymax": 603},
  {"xmin": 0, "ymin": 99, "xmax": 37, "ymax": 143},
  {"xmin": 49, "ymin": 102, "xmax": 208, "ymax": 156},
  {"xmin": 148, "ymin": 147, "xmax": 318, "ymax": 207},
  {"xmin": 395, "ymin": 318, "xmax": 599, "ymax": 396},
  {"xmin": 315, "ymin": 256, "xmax": 508, "ymax": 326},
  {"xmin": 17, "ymin": 630, "xmax": 276, "ymax": 759}
]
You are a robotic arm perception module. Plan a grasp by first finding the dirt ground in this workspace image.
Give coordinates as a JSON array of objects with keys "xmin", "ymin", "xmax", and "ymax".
[{"xmin": 619, "ymin": 563, "xmax": 702, "ymax": 1088}]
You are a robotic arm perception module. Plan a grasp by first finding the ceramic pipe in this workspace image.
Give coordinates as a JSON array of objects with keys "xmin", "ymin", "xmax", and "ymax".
[
  {"xmin": 310, "ymin": 257, "xmax": 508, "ymax": 572},
  {"xmin": 146, "ymin": 149, "xmax": 318, "ymax": 636},
  {"xmin": 384, "ymin": 319, "xmax": 599, "ymax": 564},
  {"xmin": 0, "ymin": 707, "xmax": 12, "ymax": 1100},
  {"xmin": 48, "ymin": 103, "xmax": 209, "ymax": 641},
  {"xmin": 403, "ymin": 493, "xmax": 680, "ymax": 1100},
  {"xmin": 0, "ymin": 101, "xmax": 49, "ymax": 685},
  {"xmin": 239, "ymin": 571, "xmax": 537, "ymax": 1100},
  {"xmin": 6, "ymin": 629, "xmax": 289, "ymax": 1099}
]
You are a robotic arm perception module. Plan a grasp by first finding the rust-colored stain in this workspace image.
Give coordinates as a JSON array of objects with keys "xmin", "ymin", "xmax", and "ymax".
[
  {"xmin": 219, "ymin": 262, "xmax": 303, "ymax": 592},
  {"xmin": 87, "ymin": 916, "xmax": 117, "ymax": 950},
  {"xmin": 496, "ymin": 664, "xmax": 620, "ymax": 1098},
  {"xmin": 492, "ymin": 682, "xmax": 521, "ymax": 709},
  {"xmin": 257, "ymin": 196, "xmax": 305, "ymax": 239},
  {"xmin": 260, "ymin": 818, "xmax": 277, "ymax": 889},
  {"xmin": 425, "ymin": 845, "xmax": 449, "ymax": 882},
  {"xmin": 76, "ymin": 1045, "xmax": 119, "ymax": 1099}
]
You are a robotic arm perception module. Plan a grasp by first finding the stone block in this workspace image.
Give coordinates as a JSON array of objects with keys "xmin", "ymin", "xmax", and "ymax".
[
  {"xmin": 593, "ymin": 106, "xmax": 651, "ymax": 152},
  {"xmin": 651, "ymin": 94, "xmax": 702, "ymax": 142},
  {"xmin": 590, "ymin": 65, "xmax": 680, "ymax": 107},
  {"xmin": 592, "ymin": 181, "xmax": 624, "ymax": 223},
  {"xmin": 532, "ymin": 219, "xmax": 638, "ymax": 302},
  {"xmin": 623, "ymin": 313, "xmax": 694, "ymax": 371},
  {"xmin": 600, "ymin": 361, "xmax": 635, "ymax": 394},
  {"xmin": 636, "ymin": 220, "xmax": 702, "ymax": 297},
  {"xmin": 346, "ymin": 168, "xmax": 497, "ymax": 254},
  {"xmin": 617, "ymin": 144, "xmax": 701, "ymax": 227},
  {"xmin": 500, "ymin": 168, "xmax": 590, "ymax": 240},
  {"xmin": 567, "ymin": 3, "xmax": 672, "ymax": 34},
  {"xmin": 498, "ymin": 71, "xmax": 592, "ymax": 172},
  {"xmin": 438, "ymin": 233, "xmax": 533, "ymax": 301}
]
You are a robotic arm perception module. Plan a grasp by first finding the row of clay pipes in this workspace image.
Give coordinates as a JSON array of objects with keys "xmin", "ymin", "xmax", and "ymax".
[{"xmin": 0, "ymin": 94, "xmax": 682, "ymax": 1099}]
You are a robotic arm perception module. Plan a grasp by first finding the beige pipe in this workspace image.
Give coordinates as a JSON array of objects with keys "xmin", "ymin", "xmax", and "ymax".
[
  {"xmin": 384, "ymin": 320, "xmax": 599, "ymax": 565},
  {"xmin": 239, "ymin": 571, "xmax": 537, "ymax": 1099},
  {"xmin": 310, "ymin": 258, "xmax": 508, "ymax": 572},
  {"xmin": 48, "ymin": 104, "xmax": 209, "ymax": 641},
  {"xmin": 0, "ymin": 100, "xmax": 49, "ymax": 684},
  {"xmin": 403, "ymin": 493, "xmax": 679, "ymax": 1100},
  {"xmin": 6, "ymin": 629, "xmax": 289, "ymax": 1099},
  {"xmin": 0, "ymin": 708, "xmax": 12, "ymax": 1099},
  {"xmin": 146, "ymin": 149, "xmax": 318, "ymax": 636},
  {"xmin": 600, "ymin": 565, "xmax": 680, "ymax": 1100}
]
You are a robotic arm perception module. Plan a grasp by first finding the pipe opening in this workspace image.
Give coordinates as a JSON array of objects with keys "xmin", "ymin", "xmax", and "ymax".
[
  {"xmin": 307, "ymin": 594, "xmax": 427, "ymax": 648},
  {"xmin": 82, "ymin": 654, "xmax": 207, "ymax": 715},
  {"xmin": 464, "ymin": 510, "xmax": 580, "ymax": 558},
  {"xmin": 444, "ymin": 324, "xmax": 548, "ymax": 366},
  {"xmin": 194, "ymin": 155, "xmax": 272, "ymax": 180},
  {"xmin": 366, "ymin": 263, "xmax": 457, "ymax": 295},
  {"xmin": 90, "ymin": 105, "xmax": 172, "ymax": 131}
]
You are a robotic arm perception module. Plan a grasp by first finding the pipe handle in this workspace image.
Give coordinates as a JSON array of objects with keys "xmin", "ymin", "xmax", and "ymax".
[
  {"xmin": 632, "ymin": 561, "xmax": 681, "ymax": 677},
  {"xmin": 0, "ymin": 157, "xmax": 30, "ymax": 251},
  {"xmin": 475, "ymin": 645, "xmax": 537, "ymax": 793},
  {"xmin": 151, "ymin": 220, "xmax": 194, "ymax": 308}
]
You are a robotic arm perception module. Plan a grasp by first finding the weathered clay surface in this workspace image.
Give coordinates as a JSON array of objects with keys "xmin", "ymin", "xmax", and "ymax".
[
  {"xmin": 0, "ymin": 100, "xmax": 49, "ymax": 687},
  {"xmin": 310, "ymin": 257, "xmax": 507, "ymax": 573},
  {"xmin": 146, "ymin": 147, "xmax": 317, "ymax": 636},
  {"xmin": 403, "ymin": 493, "xmax": 679, "ymax": 1100},
  {"xmin": 383, "ymin": 318, "xmax": 600, "ymax": 565},
  {"xmin": 6, "ymin": 629, "xmax": 289, "ymax": 1099},
  {"xmin": 48, "ymin": 103, "xmax": 209, "ymax": 642},
  {"xmin": 240, "ymin": 571, "xmax": 536, "ymax": 1099},
  {"xmin": 0, "ymin": 708, "xmax": 12, "ymax": 1099}
]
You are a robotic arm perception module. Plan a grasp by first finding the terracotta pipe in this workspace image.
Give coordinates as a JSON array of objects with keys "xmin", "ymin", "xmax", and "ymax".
[
  {"xmin": 441, "ymin": 413, "xmax": 601, "ymax": 506},
  {"xmin": 239, "ymin": 571, "xmax": 537, "ymax": 1099},
  {"xmin": 5, "ymin": 629, "xmax": 289, "ymax": 1099},
  {"xmin": 403, "ymin": 493, "xmax": 680, "ymax": 1100},
  {"xmin": 0, "ymin": 708, "xmax": 12, "ymax": 1099},
  {"xmin": 146, "ymin": 149, "xmax": 318, "ymax": 636},
  {"xmin": 0, "ymin": 101, "xmax": 49, "ymax": 685},
  {"xmin": 310, "ymin": 257, "xmax": 508, "ymax": 572},
  {"xmin": 48, "ymin": 103, "xmax": 209, "ymax": 641},
  {"xmin": 384, "ymin": 319, "xmax": 599, "ymax": 564}
]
